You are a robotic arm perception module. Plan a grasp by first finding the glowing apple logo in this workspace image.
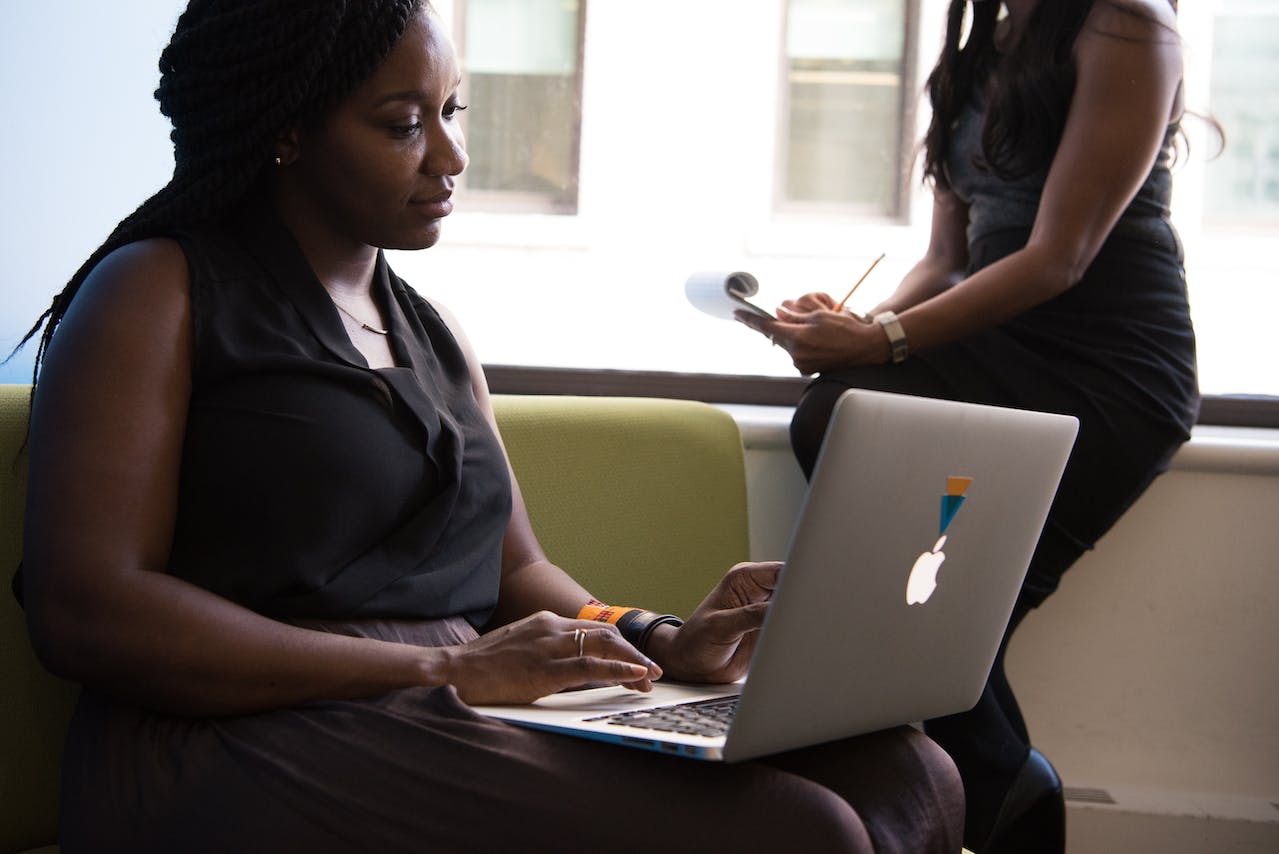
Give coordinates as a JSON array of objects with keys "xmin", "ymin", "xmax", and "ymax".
[
  {"xmin": 905, "ymin": 476, "xmax": 972, "ymax": 606},
  {"xmin": 906, "ymin": 536, "xmax": 947, "ymax": 604}
]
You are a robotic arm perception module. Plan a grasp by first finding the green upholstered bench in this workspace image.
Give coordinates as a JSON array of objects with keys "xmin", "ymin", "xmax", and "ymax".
[{"xmin": 0, "ymin": 385, "xmax": 751, "ymax": 852}]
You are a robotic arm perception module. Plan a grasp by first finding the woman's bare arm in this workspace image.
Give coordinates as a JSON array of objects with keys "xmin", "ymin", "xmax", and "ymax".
[{"xmin": 869, "ymin": 186, "xmax": 970, "ymax": 316}]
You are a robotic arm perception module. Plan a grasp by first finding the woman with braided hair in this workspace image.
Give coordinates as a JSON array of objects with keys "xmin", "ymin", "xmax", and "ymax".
[{"xmin": 14, "ymin": 2, "xmax": 963, "ymax": 851}]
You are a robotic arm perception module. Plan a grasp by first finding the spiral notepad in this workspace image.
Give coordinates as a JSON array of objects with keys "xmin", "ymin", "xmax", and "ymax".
[{"xmin": 684, "ymin": 271, "xmax": 773, "ymax": 320}]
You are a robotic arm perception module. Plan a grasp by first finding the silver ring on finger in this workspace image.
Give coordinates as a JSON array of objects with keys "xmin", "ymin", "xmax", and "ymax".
[{"xmin": 573, "ymin": 627, "xmax": 586, "ymax": 657}]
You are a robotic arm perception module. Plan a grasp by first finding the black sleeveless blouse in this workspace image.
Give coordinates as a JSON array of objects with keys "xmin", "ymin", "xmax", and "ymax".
[{"xmin": 166, "ymin": 205, "xmax": 511, "ymax": 624}]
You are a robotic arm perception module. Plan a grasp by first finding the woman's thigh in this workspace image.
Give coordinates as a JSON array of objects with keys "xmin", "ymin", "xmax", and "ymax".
[
  {"xmin": 61, "ymin": 686, "xmax": 962, "ymax": 854},
  {"xmin": 790, "ymin": 362, "xmax": 960, "ymax": 477}
]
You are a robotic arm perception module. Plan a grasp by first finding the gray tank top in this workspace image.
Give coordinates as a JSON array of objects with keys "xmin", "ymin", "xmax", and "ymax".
[{"xmin": 944, "ymin": 96, "xmax": 1182, "ymax": 259}]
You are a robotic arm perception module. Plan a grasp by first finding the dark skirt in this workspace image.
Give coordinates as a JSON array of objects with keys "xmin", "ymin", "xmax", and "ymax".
[
  {"xmin": 58, "ymin": 617, "xmax": 963, "ymax": 853},
  {"xmin": 793, "ymin": 227, "xmax": 1199, "ymax": 606}
]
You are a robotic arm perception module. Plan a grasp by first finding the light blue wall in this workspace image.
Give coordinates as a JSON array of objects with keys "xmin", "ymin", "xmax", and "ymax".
[{"xmin": 0, "ymin": 1, "xmax": 186, "ymax": 382}]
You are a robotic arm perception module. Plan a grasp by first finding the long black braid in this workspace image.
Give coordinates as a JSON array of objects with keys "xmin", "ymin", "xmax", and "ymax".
[{"xmin": 12, "ymin": 0, "xmax": 424, "ymax": 385}]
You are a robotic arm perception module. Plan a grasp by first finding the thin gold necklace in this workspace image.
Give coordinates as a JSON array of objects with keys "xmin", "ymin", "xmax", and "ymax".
[{"xmin": 330, "ymin": 298, "xmax": 389, "ymax": 335}]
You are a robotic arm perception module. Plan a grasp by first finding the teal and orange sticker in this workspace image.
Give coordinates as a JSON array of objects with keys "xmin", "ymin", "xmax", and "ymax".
[{"xmin": 939, "ymin": 476, "xmax": 973, "ymax": 535}]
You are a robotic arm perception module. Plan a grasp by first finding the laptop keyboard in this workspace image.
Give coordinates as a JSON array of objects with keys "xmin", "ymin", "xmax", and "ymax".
[{"xmin": 585, "ymin": 696, "xmax": 740, "ymax": 738}]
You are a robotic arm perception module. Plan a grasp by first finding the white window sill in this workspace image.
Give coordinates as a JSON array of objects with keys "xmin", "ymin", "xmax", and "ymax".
[{"xmin": 718, "ymin": 404, "xmax": 1279, "ymax": 477}]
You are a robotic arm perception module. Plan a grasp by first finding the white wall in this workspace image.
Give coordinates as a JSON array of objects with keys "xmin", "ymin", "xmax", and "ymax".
[{"xmin": 0, "ymin": 1, "xmax": 185, "ymax": 382}]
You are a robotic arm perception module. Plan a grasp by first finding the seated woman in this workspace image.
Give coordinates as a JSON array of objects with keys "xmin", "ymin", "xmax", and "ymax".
[{"xmin": 13, "ymin": 2, "xmax": 962, "ymax": 851}]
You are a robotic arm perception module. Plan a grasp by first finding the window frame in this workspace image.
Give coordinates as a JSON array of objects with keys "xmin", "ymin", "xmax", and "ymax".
[
  {"xmin": 452, "ymin": 0, "xmax": 587, "ymax": 215},
  {"xmin": 773, "ymin": 0, "xmax": 922, "ymax": 222},
  {"xmin": 1200, "ymin": 3, "xmax": 1279, "ymax": 228},
  {"xmin": 483, "ymin": 365, "xmax": 1279, "ymax": 428}
]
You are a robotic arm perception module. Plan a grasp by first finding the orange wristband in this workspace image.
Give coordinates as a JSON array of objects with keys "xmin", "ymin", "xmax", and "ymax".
[
  {"xmin": 577, "ymin": 599, "xmax": 684, "ymax": 654},
  {"xmin": 577, "ymin": 598, "xmax": 640, "ymax": 625}
]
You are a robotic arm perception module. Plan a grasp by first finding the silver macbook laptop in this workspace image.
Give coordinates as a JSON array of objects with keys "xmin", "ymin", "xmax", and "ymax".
[{"xmin": 473, "ymin": 390, "xmax": 1078, "ymax": 762}]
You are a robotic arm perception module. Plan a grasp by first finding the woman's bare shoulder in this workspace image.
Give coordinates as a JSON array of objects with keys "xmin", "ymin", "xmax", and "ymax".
[
  {"xmin": 67, "ymin": 238, "xmax": 190, "ymax": 320},
  {"xmin": 87, "ymin": 237, "xmax": 191, "ymax": 296},
  {"xmin": 42, "ymin": 237, "xmax": 193, "ymax": 382}
]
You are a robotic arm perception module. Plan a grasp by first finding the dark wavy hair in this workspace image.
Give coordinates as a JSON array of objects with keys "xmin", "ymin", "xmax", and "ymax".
[
  {"xmin": 921, "ymin": 0, "xmax": 1179, "ymax": 186},
  {"xmin": 11, "ymin": 0, "xmax": 425, "ymax": 384}
]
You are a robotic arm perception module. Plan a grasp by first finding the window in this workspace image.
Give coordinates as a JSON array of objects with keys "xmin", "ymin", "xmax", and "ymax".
[
  {"xmin": 1203, "ymin": 5, "xmax": 1279, "ymax": 224},
  {"xmin": 455, "ymin": 0, "xmax": 585, "ymax": 213},
  {"xmin": 1173, "ymin": 0, "xmax": 1279, "ymax": 399},
  {"xmin": 1, "ymin": 1, "xmax": 1276, "ymax": 424},
  {"xmin": 780, "ymin": 0, "xmax": 915, "ymax": 218}
]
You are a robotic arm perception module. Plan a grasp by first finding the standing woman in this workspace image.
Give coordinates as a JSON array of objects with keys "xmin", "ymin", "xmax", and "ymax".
[
  {"xmin": 13, "ymin": 1, "xmax": 964, "ymax": 851},
  {"xmin": 739, "ymin": 1, "xmax": 1197, "ymax": 852}
]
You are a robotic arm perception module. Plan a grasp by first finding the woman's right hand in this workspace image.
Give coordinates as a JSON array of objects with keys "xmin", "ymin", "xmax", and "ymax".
[
  {"xmin": 737, "ymin": 302, "xmax": 887, "ymax": 375},
  {"xmin": 434, "ymin": 611, "xmax": 661, "ymax": 705},
  {"xmin": 778, "ymin": 291, "xmax": 838, "ymax": 313}
]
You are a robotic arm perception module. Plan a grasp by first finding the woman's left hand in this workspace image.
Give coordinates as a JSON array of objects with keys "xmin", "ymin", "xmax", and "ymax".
[
  {"xmin": 735, "ymin": 301, "xmax": 889, "ymax": 375},
  {"xmin": 645, "ymin": 561, "xmax": 782, "ymax": 684}
]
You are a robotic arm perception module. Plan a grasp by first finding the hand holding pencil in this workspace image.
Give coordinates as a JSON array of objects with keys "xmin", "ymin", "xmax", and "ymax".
[
  {"xmin": 731, "ymin": 252, "xmax": 893, "ymax": 374},
  {"xmin": 834, "ymin": 253, "xmax": 885, "ymax": 316}
]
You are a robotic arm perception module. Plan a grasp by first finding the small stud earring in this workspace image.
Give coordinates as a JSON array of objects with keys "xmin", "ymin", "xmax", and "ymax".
[{"xmin": 274, "ymin": 156, "xmax": 283, "ymax": 167}]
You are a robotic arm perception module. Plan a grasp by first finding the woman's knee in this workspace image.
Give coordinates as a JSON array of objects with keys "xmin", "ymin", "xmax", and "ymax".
[
  {"xmin": 791, "ymin": 382, "xmax": 849, "ymax": 477},
  {"xmin": 766, "ymin": 727, "xmax": 965, "ymax": 854},
  {"xmin": 790, "ymin": 366, "xmax": 956, "ymax": 479},
  {"xmin": 757, "ymin": 781, "xmax": 875, "ymax": 853},
  {"xmin": 853, "ymin": 728, "xmax": 965, "ymax": 854}
]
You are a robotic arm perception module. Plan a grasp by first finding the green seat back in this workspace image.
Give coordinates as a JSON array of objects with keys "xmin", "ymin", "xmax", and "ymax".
[{"xmin": 491, "ymin": 395, "xmax": 751, "ymax": 618}]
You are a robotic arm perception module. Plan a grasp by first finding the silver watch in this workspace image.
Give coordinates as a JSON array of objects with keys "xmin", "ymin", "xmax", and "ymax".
[{"xmin": 873, "ymin": 311, "xmax": 909, "ymax": 364}]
